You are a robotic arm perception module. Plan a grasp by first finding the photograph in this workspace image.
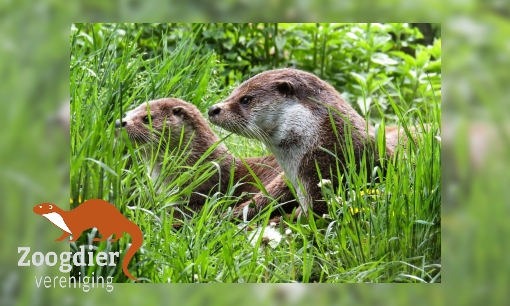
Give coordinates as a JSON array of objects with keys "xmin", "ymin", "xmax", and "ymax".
[{"xmin": 69, "ymin": 23, "xmax": 441, "ymax": 283}]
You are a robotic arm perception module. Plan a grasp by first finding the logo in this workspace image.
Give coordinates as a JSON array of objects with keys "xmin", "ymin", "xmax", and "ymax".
[{"xmin": 30, "ymin": 199, "xmax": 143, "ymax": 282}]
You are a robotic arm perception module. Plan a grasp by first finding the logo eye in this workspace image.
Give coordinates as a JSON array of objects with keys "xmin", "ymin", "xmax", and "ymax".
[
  {"xmin": 49, "ymin": 205, "xmax": 53, "ymax": 209},
  {"xmin": 239, "ymin": 96, "xmax": 252, "ymax": 107},
  {"xmin": 39, "ymin": 205, "xmax": 42, "ymax": 208}
]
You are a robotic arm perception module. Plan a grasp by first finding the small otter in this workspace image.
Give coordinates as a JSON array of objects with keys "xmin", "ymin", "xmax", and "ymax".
[
  {"xmin": 116, "ymin": 98, "xmax": 296, "ymax": 220},
  {"xmin": 209, "ymin": 68, "xmax": 394, "ymax": 217}
]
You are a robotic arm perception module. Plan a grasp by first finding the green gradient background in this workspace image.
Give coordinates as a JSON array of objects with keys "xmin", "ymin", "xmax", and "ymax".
[{"xmin": 0, "ymin": 1, "xmax": 505, "ymax": 305}]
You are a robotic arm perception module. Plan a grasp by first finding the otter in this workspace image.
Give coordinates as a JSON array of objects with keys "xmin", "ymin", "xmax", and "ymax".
[
  {"xmin": 116, "ymin": 98, "xmax": 297, "ymax": 221},
  {"xmin": 209, "ymin": 68, "xmax": 394, "ymax": 218}
]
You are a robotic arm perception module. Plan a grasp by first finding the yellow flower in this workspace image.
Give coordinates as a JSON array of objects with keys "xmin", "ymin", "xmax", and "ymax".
[
  {"xmin": 350, "ymin": 207, "xmax": 360, "ymax": 214},
  {"xmin": 70, "ymin": 196, "xmax": 82, "ymax": 204},
  {"xmin": 359, "ymin": 189, "xmax": 380, "ymax": 196}
]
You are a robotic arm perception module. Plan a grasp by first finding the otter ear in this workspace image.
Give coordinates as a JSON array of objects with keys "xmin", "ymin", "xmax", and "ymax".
[
  {"xmin": 172, "ymin": 106, "xmax": 186, "ymax": 117},
  {"xmin": 276, "ymin": 81, "xmax": 294, "ymax": 97}
]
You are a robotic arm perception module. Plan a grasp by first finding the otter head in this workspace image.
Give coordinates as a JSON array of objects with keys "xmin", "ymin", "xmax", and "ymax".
[
  {"xmin": 208, "ymin": 68, "xmax": 329, "ymax": 149},
  {"xmin": 33, "ymin": 203, "xmax": 63, "ymax": 215},
  {"xmin": 116, "ymin": 98, "xmax": 212, "ymax": 150}
]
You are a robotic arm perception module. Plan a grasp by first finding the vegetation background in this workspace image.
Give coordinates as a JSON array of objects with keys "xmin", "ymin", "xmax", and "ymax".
[
  {"xmin": 69, "ymin": 22, "xmax": 440, "ymax": 284},
  {"xmin": 1, "ymin": 2, "xmax": 508, "ymax": 305}
]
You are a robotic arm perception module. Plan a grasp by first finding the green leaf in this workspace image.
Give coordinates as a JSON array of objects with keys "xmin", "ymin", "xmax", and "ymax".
[
  {"xmin": 274, "ymin": 36, "xmax": 287, "ymax": 50},
  {"xmin": 390, "ymin": 51, "xmax": 416, "ymax": 67},
  {"xmin": 414, "ymin": 220, "xmax": 435, "ymax": 226},
  {"xmin": 426, "ymin": 60, "xmax": 441, "ymax": 72},
  {"xmin": 416, "ymin": 49, "xmax": 431, "ymax": 68},
  {"xmin": 350, "ymin": 71, "xmax": 367, "ymax": 85},
  {"xmin": 85, "ymin": 158, "xmax": 118, "ymax": 177},
  {"xmin": 357, "ymin": 96, "xmax": 372, "ymax": 115},
  {"xmin": 371, "ymin": 53, "xmax": 399, "ymax": 66}
]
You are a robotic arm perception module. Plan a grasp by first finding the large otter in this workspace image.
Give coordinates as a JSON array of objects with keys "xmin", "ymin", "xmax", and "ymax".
[
  {"xmin": 209, "ymin": 68, "xmax": 394, "ymax": 218},
  {"xmin": 116, "ymin": 98, "xmax": 296, "ymax": 221}
]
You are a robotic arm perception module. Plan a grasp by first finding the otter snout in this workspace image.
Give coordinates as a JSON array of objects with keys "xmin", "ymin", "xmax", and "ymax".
[
  {"xmin": 208, "ymin": 105, "xmax": 222, "ymax": 118},
  {"xmin": 115, "ymin": 119, "xmax": 126, "ymax": 128}
]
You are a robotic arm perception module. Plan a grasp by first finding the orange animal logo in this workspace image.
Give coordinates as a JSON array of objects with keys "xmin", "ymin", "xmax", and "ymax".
[{"xmin": 33, "ymin": 199, "xmax": 143, "ymax": 281}]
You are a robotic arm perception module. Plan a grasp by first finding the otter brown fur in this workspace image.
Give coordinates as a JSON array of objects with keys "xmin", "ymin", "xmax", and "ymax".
[
  {"xmin": 117, "ymin": 98, "xmax": 297, "ymax": 221},
  {"xmin": 209, "ymin": 68, "xmax": 394, "ymax": 218}
]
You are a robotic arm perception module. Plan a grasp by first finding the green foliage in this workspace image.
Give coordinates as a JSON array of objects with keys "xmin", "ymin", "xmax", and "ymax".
[
  {"xmin": 70, "ymin": 23, "xmax": 441, "ymax": 283},
  {"xmin": 73, "ymin": 23, "xmax": 440, "ymax": 123}
]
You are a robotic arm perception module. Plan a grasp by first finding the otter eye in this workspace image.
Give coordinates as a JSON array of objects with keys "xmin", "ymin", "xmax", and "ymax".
[
  {"xmin": 142, "ymin": 115, "xmax": 150, "ymax": 124},
  {"xmin": 239, "ymin": 96, "xmax": 252, "ymax": 107},
  {"xmin": 49, "ymin": 204, "xmax": 53, "ymax": 209}
]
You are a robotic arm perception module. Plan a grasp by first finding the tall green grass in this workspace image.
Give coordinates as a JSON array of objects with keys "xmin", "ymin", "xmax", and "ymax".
[{"xmin": 70, "ymin": 24, "xmax": 440, "ymax": 283}]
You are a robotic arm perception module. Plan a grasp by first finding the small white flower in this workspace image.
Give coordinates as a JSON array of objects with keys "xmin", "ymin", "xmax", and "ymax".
[
  {"xmin": 269, "ymin": 222, "xmax": 276, "ymax": 227},
  {"xmin": 248, "ymin": 226, "xmax": 283, "ymax": 249},
  {"xmin": 317, "ymin": 179, "xmax": 332, "ymax": 188},
  {"xmin": 285, "ymin": 228, "xmax": 292, "ymax": 236},
  {"xmin": 194, "ymin": 274, "xmax": 199, "ymax": 282},
  {"xmin": 327, "ymin": 196, "xmax": 344, "ymax": 206},
  {"xmin": 435, "ymin": 135, "xmax": 441, "ymax": 142},
  {"xmin": 322, "ymin": 214, "xmax": 332, "ymax": 220}
]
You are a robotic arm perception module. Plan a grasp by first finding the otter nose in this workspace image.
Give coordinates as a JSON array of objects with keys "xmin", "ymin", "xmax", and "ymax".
[
  {"xmin": 208, "ymin": 105, "xmax": 221, "ymax": 117},
  {"xmin": 115, "ymin": 119, "xmax": 126, "ymax": 128}
]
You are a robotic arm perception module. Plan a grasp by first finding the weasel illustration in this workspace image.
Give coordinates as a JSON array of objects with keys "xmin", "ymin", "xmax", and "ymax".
[{"xmin": 33, "ymin": 199, "xmax": 143, "ymax": 281}]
